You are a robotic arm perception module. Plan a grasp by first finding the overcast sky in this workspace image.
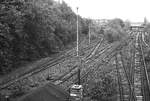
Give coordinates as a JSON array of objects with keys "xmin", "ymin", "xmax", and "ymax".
[{"xmin": 55, "ymin": 0, "xmax": 150, "ymax": 22}]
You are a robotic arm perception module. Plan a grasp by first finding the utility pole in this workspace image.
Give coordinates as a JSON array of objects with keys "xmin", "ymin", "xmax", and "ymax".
[
  {"xmin": 89, "ymin": 22, "xmax": 91, "ymax": 45},
  {"xmin": 76, "ymin": 7, "xmax": 79, "ymax": 57},
  {"xmin": 76, "ymin": 7, "xmax": 82, "ymax": 86}
]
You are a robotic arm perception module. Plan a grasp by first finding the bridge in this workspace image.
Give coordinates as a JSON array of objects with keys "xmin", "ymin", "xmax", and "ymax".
[{"xmin": 131, "ymin": 22, "xmax": 143, "ymax": 26}]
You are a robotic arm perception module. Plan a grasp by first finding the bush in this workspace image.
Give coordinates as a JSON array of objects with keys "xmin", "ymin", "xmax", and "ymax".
[
  {"xmin": 89, "ymin": 74, "xmax": 117, "ymax": 101},
  {"xmin": 0, "ymin": 0, "xmax": 89, "ymax": 74},
  {"xmin": 144, "ymin": 23, "xmax": 150, "ymax": 44},
  {"xmin": 104, "ymin": 18, "xmax": 127, "ymax": 43}
]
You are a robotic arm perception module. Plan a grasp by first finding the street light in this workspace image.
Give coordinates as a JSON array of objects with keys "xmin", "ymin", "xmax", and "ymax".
[
  {"xmin": 89, "ymin": 22, "xmax": 91, "ymax": 45},
  {"xmin": 76, "ymin": 7, "xmax": 79, "ymax": 57}
]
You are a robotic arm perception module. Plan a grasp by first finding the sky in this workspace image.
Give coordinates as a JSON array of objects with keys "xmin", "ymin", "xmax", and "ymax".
[{"xmin": 55, "ymin": 0, "xmax": 150, "ymax": 22}]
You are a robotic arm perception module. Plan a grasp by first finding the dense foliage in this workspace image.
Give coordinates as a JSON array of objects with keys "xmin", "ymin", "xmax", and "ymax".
[
  {"xmin": 144, "ymin": 23, "xmax": 150, "ymax": 45},
  {"xmin": 89, "ymin": 74, "xmax": 117, "ymax": 101},
  {"xmin": 0, "ymin": 0, "xmax": 89, "ymax": 75},
  {"xmin": 144, "ymin": 23, "xmax": 150, "ymax": 33},
  {"xmin": 124, "ymin": 20, "xmax": 131, "ymax": 31},
  {"xmin": 104, "ymin": 18, "xmax": 127, "ymax": 43}
]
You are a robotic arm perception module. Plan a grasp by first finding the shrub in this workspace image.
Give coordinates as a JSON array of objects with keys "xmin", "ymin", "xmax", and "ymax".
[
  {"xmin": 89, "ymin": 74, "xmax": 117, "ymax": 101},
  {"xmin": 0, "ymin": 0, "xmax": 89, "ymax": 74},
  {"xmin": 104, "ymin": 18, "xmax": 127, "ymax": 43}
]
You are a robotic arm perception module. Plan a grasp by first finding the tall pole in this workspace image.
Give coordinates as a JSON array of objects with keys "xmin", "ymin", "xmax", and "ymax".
[
  {"xmin": 76, "ymin": 7, "xmax": 79, "ymax": 57},
  {"xmin": 89, "ymin": 23, "xmax": 91, "ymax": 45}
]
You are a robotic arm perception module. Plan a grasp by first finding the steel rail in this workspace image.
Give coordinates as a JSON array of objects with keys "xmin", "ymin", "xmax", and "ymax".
[
  {"xmin": 139, "ymin": 32, "xmax": 150, "ymax": 101},
  {"xmin": 120, "ymin": 50, "xmax": 137, "ymax": 101},
  {"xmin": 115, "ymin": 55, "xmax": 124, "ymax": 101},
  {"xmin": 0, "ymin": 38, "xmax": 100, "ymax": 90}
]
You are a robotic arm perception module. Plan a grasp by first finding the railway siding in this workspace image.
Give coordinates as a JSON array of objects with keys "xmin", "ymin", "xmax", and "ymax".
[
  {"xmin": 0, "ymin": 31, "xmax": 133, "ymax": 100},
  {"xmin": 58, "ymin": 34, "xmax": 133, "ymax": 92},
  {"xmin": 0, "ymin": 38, "xmax": 103, "ymax": 97},
  {"xmin": 110, "ymin": 30, "xmax": 150, "ymax": 101},
  {"xmin": 139, "ymin": 32, "xmax": 150, "ymax": 101}
]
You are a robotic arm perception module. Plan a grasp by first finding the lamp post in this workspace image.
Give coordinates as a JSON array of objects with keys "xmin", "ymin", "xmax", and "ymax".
[
  {"xmin": 76, "ymin": 7, "xmax": 79, "ymax": 57},
  {"xmin": 89, "ymin": 22, "xmax": 91, "ymax": 45}
]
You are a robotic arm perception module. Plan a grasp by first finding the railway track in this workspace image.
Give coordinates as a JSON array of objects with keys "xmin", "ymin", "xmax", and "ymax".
[
  {"xmin": 114, "ymin": 35, "xmax": 136, "ymax": 101},
  {"xmin": 48, "ymin": 38, "xmax": 106, "ymax": 85},
  {"xmin": 141, "ymin": 32, "xmax": 150, "ymax": 48},
  {"xmin": 115, "ymin": 55, "xmax": 126, "ymax": 101},
  {"xmin": 63, "ymin": 43, "xmax": 116, "ymax": 84},
  {"xmin": 129, "ymin": 31, "xmax": 150, "ymax": 101},
  {"xmin": 0, "ymin": 30, "xmax": 134, "ymax": 100},
  {"xmin": 56, "ymin": 32, "xmax": 133, "ymax": 91},
  {"xmin": 115, "ymin": 30, "xmax": 150, "ymax": 101},
  {"xmin": 0, "ymin": 38, "xmax": 100, "ymax": 90},
  {"xmin": 53, "ymin": 37, "xmax": 128, "ymax": 86},
  {"xmin": 53, "ymin": 38, "xmax": 106, "ymax": 85},
  {"xmin": 139, "ymin": 32, "xmax": 150, "ymax": 101}
]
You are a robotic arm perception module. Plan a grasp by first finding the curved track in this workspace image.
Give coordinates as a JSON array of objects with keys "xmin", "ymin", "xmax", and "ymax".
[
  {"xmin": 0, "ymin": 38, "xmax": 100, "ymax": 90},
  {"xmin": 57, "ymin": 32, "xmax": 133, "ymax": 91},
  {"xmin": 139, "ymin": 32, "xmax": 150, "ymax": 101},
  {"xmin": 115, "ymin": 30, "xmax": 150, "ymax": 101},
  {"xmin": 0, "ymin": 30, "xmax": 137, "ymax": 100}
]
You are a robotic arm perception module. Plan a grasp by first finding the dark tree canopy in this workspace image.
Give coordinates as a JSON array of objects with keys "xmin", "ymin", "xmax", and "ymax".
[
  {"xmin": 0, "ymin": 0, "xmax": 89, "ymax": 75},
  {"xmin": 104, "ymin": 18, "xmax": 127, "ymax": 43}
]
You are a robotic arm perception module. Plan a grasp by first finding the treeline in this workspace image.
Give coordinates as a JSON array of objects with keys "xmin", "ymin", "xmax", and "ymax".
[
  {"xmin": 144, "ymin": 23, "xmax": 150, "ymax": 44},
  {"xmin": 89, "ymin": 74, "xmax": 117, "ymax": 101},
  {"xmin": 0, "ymin": 0, "xmax": 89, "ymax": 74},
  {"xmin": 103, "ymin": 18, "xmax": 128, "ymax": 43}
]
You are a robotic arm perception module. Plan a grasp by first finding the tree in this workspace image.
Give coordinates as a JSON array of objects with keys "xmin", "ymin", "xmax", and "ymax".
[
  {"xmin": 90, "ymin": 74, "xmax": 117, "ymax": 101},
  {"xmin": 104, "ymin": 18, "xmax": 127, "ymax": 43},
  {"xmin": 124, "ymin": 20, "xmax": 131, "ymax": 31},
  {"xmin": 0, "ymin": 0, "xmax": 89, "ymax": 75}
]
